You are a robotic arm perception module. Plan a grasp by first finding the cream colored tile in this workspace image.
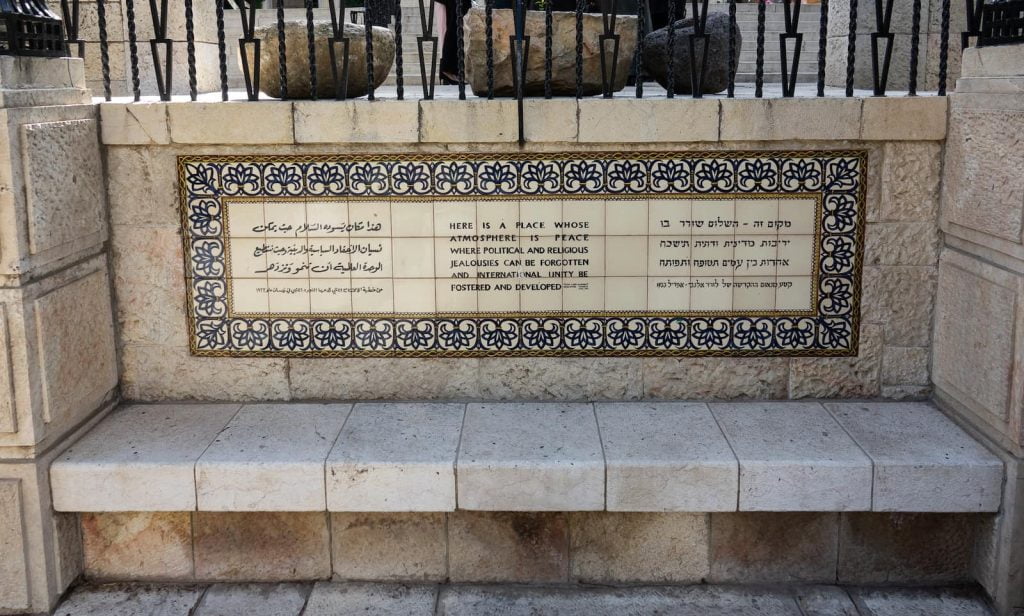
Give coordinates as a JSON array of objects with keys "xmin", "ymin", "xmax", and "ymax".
[
  {"xmin": 776, "ymin": 276, "xmax": 814, "ymax": 311},
  {"xmin": 777, "ymin": 235, "xmax": 816, "ymax": 276},
  {"xmin": 691, "ymin": 236, "xmax": 734, "ymax": 277},
  {"xmin": 562, "ymin": 235, "xmax": 603, "ymax": 278},
  {"xmin": 735, "ymin": 198, "xmax": 779, "ymax": 235},
  {"xmin": 434, "ymin": 200, "xmax": 477, "ymax": 234},
  {"xmin": 778, "ymin": 198, "xmax": 818, "ymax": 234},
  {"xmin": 649, "ymin": 236, "xmax": 691, "ymax": 277},
  {"xmin": 394, "ymin": 278, "xmax": 436, "ymax": 313},
  {"xmin": 228, "ymin": 238, "xmax": 269, "ymax": 278},
  {"xmin": 264, "ymin": 238, "xmax": 310, "ymax": 277},
  {"xmin": 306, "ymin": 200, "xmax": 350, "ymax": 235},
  {"xmin": 226, "ymin": 201, "xmax": 266, "ymax": 237},
  {"xmin": 307, "ymin": 239, "xmax": 351, "ymax": 279},
  {"xmin": 563, "ymin": 279, "xmax": 604, "ymax": 312},
  {"xmin": 267, "ymin": 279, "xmax": 311, "ymax": 313},
  {"xmin": 478, "ymin": 199, "xmax": 519, "ymax": 231},
  {"xmin": 649, "ymin": 199, "xmax": 692, "ymax": 235},
  {"xmin": 350, "ymin": 240, "xmax": 392, "ymax": 278},
  {"xmin": 479, "ymin": 236, "xmax": 522, "ymax": 279},
  {"xmin": 310, "ymin": 280, "xmax": 352, "ymax": 313},
  {"xmin": 649, "ymin": 277, "xmax": 691, "ymax": 311},
  {"xmin": 519, "ymin": 199, "xmax": 562, "ymax": 234},
  {"xmin": 606, "ymin": 199, "xmax": 648, "ymax": 235},
  {"xmin": 263, "ymin": 200, "xmax": 307, "ymax": 238},
  {"xmin": 522, "ymin": 236, "xmax": 563, "ymax": 278},
  {"xmin": 606, "ymin": 236, "xmax": 648, "ymax": 277},
  {"xmin": 733, "ymin": 277, "xmax": 777, "ymax": 311},
  {"xmin": 479, "ymin": 284, "xmax": 520, "ymax": 313},
  {"xmin": 691, "ymin": 199, "xmax": 736, "ymax": 235},
  {"xmin": 352, "ymin": 279, "xmax": 394, "ymax": 313},
  {"xmin": 393, "ymin": 238, "xmax": 435, "ymax": 278},
  {"xmin": 231, "ymin": 278, "xmax": 270, "ymax": 314},
  {"xmin": 391, "ymin": 200, "xmax": 433, "ymax": 237},
  {"xmin": 437, "ymin": 279, "xmax": 478, "ymax": 312},
  {"xmin": 606, "ymin": 277, "xmax": 647, "ymax": 311},
  {"xmin": 733, "ymin": 235, "xmax": 778, "ymax": 276},
  {"xmin": 562, "ymin": 200, "xmax": 605, "ymax": 235},
  {"xmin": 690, "ymin": 277, "xmax": 732, "ymax": 311},
  {"xmin": 349, "ymin": 200, "xmax": 392, "ymax": 237}
]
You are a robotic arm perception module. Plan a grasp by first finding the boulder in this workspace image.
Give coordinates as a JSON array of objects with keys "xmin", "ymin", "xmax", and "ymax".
[
  {"xmin": 243, "ymin": 21, "xmax": 395, "ymax": 99},
  {"xmin": 464, "ymin": 8, "xmax": 638, "ymax": 97},
  {"xmin": 642, "ymin": 13, "xmax": 741, "ymax": 95}
]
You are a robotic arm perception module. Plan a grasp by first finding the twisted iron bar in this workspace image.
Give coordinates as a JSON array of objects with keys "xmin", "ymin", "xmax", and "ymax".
[
  {"xmin": 216, "ymin": 0, "xmax": 228, "ymax": 100},
  {"xmin": 96, "ymin": 0, "xmax": 111, "ymax": 100},
  {"xmin": 126, "ymin": 0, "xmax": 140, "ymax": 101},
  {"xmin": 817, "ymin": 0, "xmax": 828, "ymax": 96},
  {"xmin": 779, "ymin": 0, "xmax": 803, "ymax": 98},
  {"xmin": 908, "ymin": 0, "xmax": 921, "ymax": 95},
  {"xmin": 755, "ymin": 0, "xmax": 765, "ymax": 98},
  {"xmin": 277, "ymin": 2, "xmax": 288, "ymax": 100},
  {"xmin": 635, "ymin": 0, "xmax": 647, "ymax": 98},
  {"xmin": 938, "ymin": 0, "xmax": 950, "ymax": 95},
  {"xmin": 306, "ymin": 0, "xmax": 318, "ymax": 100},
  {"xmin": 575, "ymin": 0, "xmax": 584, "ymax": 98},
  {"xmin": 365, "ymin": 6, "xmax": 376, "ymax": 100},
  {"xmin": 599, "ymin": 0, "xmax": 622, "ymax": 99},
  {"xmin": 544, "ymin": 0, "xmax": 553, "ymax": 99},
  {"xmin": 869, "ymin": 0, "xmax": 895, "ymax": 96},
  {"xmin": 728, "ymin": 0, "xmax": 736, "ymax": 98},
  {"xmin": 666, "ymin": 0, "xmax": 676, "ymax": 98},
  {"xmin": 456, "ymin": 0, "xmax": 465, "ymax": 99},
  {"xmin": 486, "ymin": 0, "xmax": 495, "ymax": 99},
  {"xmin": 845, "ymin": 0, "xmax": 858, "ymax": 97},
  {"xmin": 394, "ymin": 0, "xmax": 404, "ymax": 99},
  {"xmin": 185, "ymin": 0, "xmax": 197, "ymax": 100}
]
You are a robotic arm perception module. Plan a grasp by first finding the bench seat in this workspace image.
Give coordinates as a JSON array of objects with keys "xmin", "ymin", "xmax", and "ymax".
[{"xmin": 49, "ymin": 401, "xmax": 1004, "ymax": 514}]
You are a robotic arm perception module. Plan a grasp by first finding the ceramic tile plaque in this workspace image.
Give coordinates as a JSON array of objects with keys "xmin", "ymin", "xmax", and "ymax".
[{"xmin": 178, "ymin": 151, "xmax": 865, "ymax": 357}]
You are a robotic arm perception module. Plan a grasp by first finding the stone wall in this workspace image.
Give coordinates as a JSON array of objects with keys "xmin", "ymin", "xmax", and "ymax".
[{"xmin": 100, "ymin": 96, "xmax": 945, "ymax": 403}]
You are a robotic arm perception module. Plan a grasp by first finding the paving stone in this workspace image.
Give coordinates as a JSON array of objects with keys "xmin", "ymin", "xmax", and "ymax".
[
  {"xmin": 448, "ymin": 511, "xmax": 569, "ymax": 583},
  {"xmin": 50, "ymin": 404, "xmax": 240, "ymax": 511},
  {"xmin": 53, "ymin": 584, "xmax": 203, "ymax": 616},
  {"xmin": 437, "ymin": 585, "xmax": 804, "ymax": 616},
  {"xmin": 709, "ymin": 512, "xmax": 840, "ymax": 583},
  {"xmin": 196, "ymin": 404, "xmax": 350, "ymax": 511},
  {"xmin": 331, "ymin": 513, "xmax": 447, "ymax": 582},
  {"xmin": 851, "ymin": 588, "xmax": 994, "ymax": 616},
  {"xmin": 303, "ymin": 582, "xmax": 438, "ymax": 616},
  {"xmin": 709, "ymin": 402, "xmax": 872, "ymax": 511},
  {"xmin": 794, "ymin": 586, "xmax": 859, "ymax": 616},
  {"xmin": 193, "ymin": 583, "xmax": 310, "ymax": 616},
  {"xmin": 595, "ymin": 403, "xmax": 738, "ymax": 512},
  {"xmin": 457, "ymin": 404, "xmax": 604, "ymax": 511},
  {"xmin": 825, "ymin": 402, "xmax": 1003, "ymax": 512},
  {"xmin": 327, "ymin": 403, "xmax": 464, "ymax": 512}
]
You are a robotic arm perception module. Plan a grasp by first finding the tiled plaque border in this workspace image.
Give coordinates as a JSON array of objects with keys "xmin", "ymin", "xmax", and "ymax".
[{"xmin": 178, "ymin": 150, "xmax": 866, "ymax": 358}]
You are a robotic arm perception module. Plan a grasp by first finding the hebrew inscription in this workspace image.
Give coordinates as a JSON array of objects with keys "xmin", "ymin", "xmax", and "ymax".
[{"xmin": 179, "ymin": 152, "xmax": 865, "ymax": 357}]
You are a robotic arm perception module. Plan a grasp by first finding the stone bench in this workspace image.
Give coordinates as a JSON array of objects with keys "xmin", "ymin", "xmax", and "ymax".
[{"xmin": 49, "ymin": 401, "xmax": 1004, "ymax": 514}]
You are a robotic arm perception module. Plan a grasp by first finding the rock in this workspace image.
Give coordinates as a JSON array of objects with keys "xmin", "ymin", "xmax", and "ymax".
[
  {"xmin": 243, "ymin": 21, "xmax": 394, "ymax": 99},
  {"xmin": 464, "ymin": 8, "xmax": 638, "ymax": 97},
  {"xmin": 643, "ymin": 13, "xmax": 741, "ymax": 95}
]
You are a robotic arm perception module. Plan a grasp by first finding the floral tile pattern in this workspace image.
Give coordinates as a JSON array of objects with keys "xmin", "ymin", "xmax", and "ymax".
[{"xmin": 178, "ymin": 151, "xmax": 866, "ymax": 357}]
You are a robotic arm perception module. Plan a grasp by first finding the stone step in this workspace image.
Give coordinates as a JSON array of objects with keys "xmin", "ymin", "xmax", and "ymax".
[
  {"xmin": 51, "ymin": 583, "xmax": 995, "ymax": 616},
  {"xmin": 50, "ymin": 400, "xmax": 1002, "ymax": 514}
]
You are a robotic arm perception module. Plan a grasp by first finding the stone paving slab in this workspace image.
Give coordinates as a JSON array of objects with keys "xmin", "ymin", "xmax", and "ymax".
[
  {"xmin": 825, "ymin": 402, "xmax": 1004, "ymax": 512},
  {"xmin": 302, "ymin": 582, "xmax": 438, "ymax": 616},
  {"xmin": 850, "ymin": 588, "xmax": 994, "ymax": 616},
  {"xmin": 192, "ymin": 583, "xmax": 310, "ymax": 616},
  {"xmin": 327, "ymin": 403, "xmax": 465, "ymax": 512},
  {"xmin": 795, "ymin": 586, "xmax": 861, "ymax": 616},
  {"xmin": 196, "ymin": 404, "xmax": 350, "ymax": 512},
  {"xmin": 53, "ymin": 584, "xmax": 205, "ymax": 616}
]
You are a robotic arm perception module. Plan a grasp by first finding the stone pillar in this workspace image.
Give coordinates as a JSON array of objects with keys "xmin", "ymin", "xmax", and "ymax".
[
  {"xmin": 933, "ymin": 43, "xmax": 1024, "ymax": 616},
  {"xmin": 0, "ymin": 56, "xmax": 118, "ymax": 615},
  {"xmin": 826, "ymin": 0, "xmax": 967, "ymax": 92}
]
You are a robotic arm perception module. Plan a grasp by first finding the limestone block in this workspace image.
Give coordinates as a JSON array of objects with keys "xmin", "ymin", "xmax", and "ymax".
[
  {"xmin": 865, "ymin": 223, "xmax": 940, "ymax": 266},
  {"xmin": 75, "ymin": 1, "xmax": 125, "ymax": 43},
  {"xmin": 100, "ymin": 103, "xmax": 169, "ymax": 145},
  {"xmin": 33, "ymin": 269, "xmax": 118, "ymax": 429},
  {"xmin": 194, "ymin": 583, "xmax": 310, "ymax": 616},
  {"xmin": 120, "ymin": 344, "xmax": 290, "ymax": 402},
  {"xmin": 303, "ymin": 583, "xmax": 438, "ymax": 616},
  {"xmin": 837, "ymin": 512, "xmax": 981, "ymax": 584},
  {"xmin": 849, "ymin": 588, "xmax": 992, "ymax": 616},
  {"xmin": 331, "ymin": 513, "xmax": 447, "ymax": 582},
  {"xmin": 167, "ymin": 101, "xmax": 294, "ymax": 144},
  {"xmin": 81, "ymin": 512, "xmax": 193, "ymax": 581},
  {"xmin": 788, "ymin": 324, "xmax": 882, "ymax": 399},
  {"xmin": 327, "ymin": 403, "xmax": 463, "ymax": 512},
  {"xmin": 193, "ymin": 512, "xmax": 330, "ymax": 581},
  {"xmin": 881, "ymin": 346, "xmax": 930, "ymax": 386},
  {"xmin": 795, "ymin": 587, "xmax": 860, "ymax": 616},
  {"xmin": 861, "ymin": 96, "xmax": 947, "ymax": 141},
  {"xmin": 642, "ymin": 357, "xmax": 788, "ymax": 399},
  {"xmin": 569, "ymin": 512, "xmax": 710, "ymax": 583},
  {"xmin": 933, "ymin": 254, "xmax": 1018, "ymax": 436},
  {"xmin": 50, "ymin": 404, "xmax": 241, "ymax": 511},
  {"xmin": 448, "ymin": 511, "xmax": 569, "ymax": 583},
  {"xmin": 0, "ymin": 57, "xmax": 89, "ymax": 106},
  {"xmin": 861, "ymin": 266, "xmax": 937, "ymax": 346},
  {"xmin": 577, "ymin": 99, "xmax": 718, "ymax": 143},
  {"xmin": 709, "ymin": 402, "xmax": 873, "ymax": 511},
  {"xmin": 52, "ymin": 584, "xmax": 204, "ymax": 616},
  {"xmin": 880, "ymin": 141, "xmax": 942, "ymax": 222},
  {"xmin": 943, "ymin": 103, "xmax": 1024, "ymax": 244},
  {"xmin": 197, "ymin": 404, "xmax": 351, "ymax": 512},
  {"xmin": 105, "ymin": 147, "xmax": 180, "ymax": 228},
  {"xmin": 595, "ymin": 402, "xmax": 738, "ymax": 512},
  {"xmin": 116, "ymin": 0, "xmax": 218, "ymax": 42},
  {"xmin": 294, "ymin": 100, "xmax": 418, "ymax": 143},
  {"xmin": 0, "ymin": 479, "xmax": 29, "ymax": 612},
  {"xmin": 419, "ymin": 99, "xmax": 517, "ymax": 143},
  {"xmin": 289, "ymin": 358, "xmax": 480, "ymax": 400},
  {"xmin": 962, "ymin": 45, "xmax": 1024, "ymax": 79},
  {"xmin": 21, "ymin": 119, "xmax": 105, "ymax": 257},
  {"xmin": 0, "ymin": 308, "xmax": 15, "ymax": 434},
  {"xmin": 477, "ymin": 357, "xmax": 641, "ymax": 401},
  {"xmin": 456, "ymin": 403, "xmax": 604, "ymax": 511},
  {"xmin": 111, "ymin": 226, "xmax": 187, "ymax": 347},
  {"xmin": 709, "ymin": 512, "xmax": 840, "ymax": 583},
  {"xmin": 720, "ymin": 97, "xmax": 861, "ymax": 141},
  {"xmin": 826, "ymin": 402, "xmax": 1003, "ymax": 512},
  {"xmin": 130, "ymin": 41, "xmax": 222, "ymax": 97},
  {"xmin": 523, "ymin": 99, "xmax": 580, "ymax": 143},
  {"xmin": 83, "ymin": 42, "xmax": 127, "ymax": 90}
]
